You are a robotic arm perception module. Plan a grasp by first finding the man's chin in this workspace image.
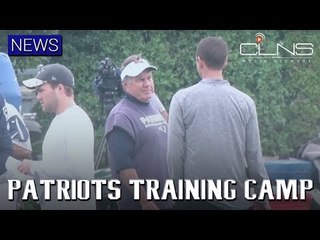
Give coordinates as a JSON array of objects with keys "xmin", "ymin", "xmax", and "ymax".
[
  {"xmin": 41, "ymin": 106, "xmax": 49, "ymax": 112},
  {"xmin": 146, "ymin": 96, "xmax": 154, "ymax": 102},
  {"xmin": 140, "ymin": 94, "xmax": 153, "ymax": 102}
]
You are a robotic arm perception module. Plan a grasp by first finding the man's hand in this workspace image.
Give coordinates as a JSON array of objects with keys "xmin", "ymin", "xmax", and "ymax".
[{"xmin": 17, "ymin": 159, "xmax": 33, "ymax": 175}]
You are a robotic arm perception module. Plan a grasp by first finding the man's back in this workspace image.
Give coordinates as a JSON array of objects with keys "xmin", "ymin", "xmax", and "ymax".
[{"xmin": 168, "ymin": 79, "xmax": 267, "ymax": 209}]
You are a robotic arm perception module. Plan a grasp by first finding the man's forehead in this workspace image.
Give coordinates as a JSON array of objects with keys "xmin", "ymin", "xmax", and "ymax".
[{"xmin": 35, "ymin": 82, "xmax": 49, "ymax": 91}]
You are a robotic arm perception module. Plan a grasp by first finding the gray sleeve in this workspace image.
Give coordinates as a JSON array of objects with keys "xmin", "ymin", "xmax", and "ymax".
[
  {"xmin": 150, "ymin": 94, "xmax": 165, "ymax": 113},
  {"xmin": 167, "ymin": 94, "xmax": 185, "ymax": 185},
  {"xmin": 245, "ymin": 103, "xmax": 269, "ymax": 185}
]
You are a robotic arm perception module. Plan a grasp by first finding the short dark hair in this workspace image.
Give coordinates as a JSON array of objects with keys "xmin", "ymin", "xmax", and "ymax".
[
  {"xmin": 47, "ymin": 82, "xmax": 74, "ymax": 97},
  {"xmin": 196, "ymin": 37, "xmax": 228, "ymax": 70}
]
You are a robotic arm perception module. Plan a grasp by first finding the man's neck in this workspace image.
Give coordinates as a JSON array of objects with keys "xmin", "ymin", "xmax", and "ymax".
[
  {"xmin": 201, "ymin": 69, "xmax": 223, "ymax": 80},
  {"xmin": 56, "ymin": 98, "xmax": 76, "ymax": 115}
]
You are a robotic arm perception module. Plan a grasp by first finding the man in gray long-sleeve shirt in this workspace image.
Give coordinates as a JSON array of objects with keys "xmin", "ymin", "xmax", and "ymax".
[{"xmin": 167, "ymin": 36, "xmax": 270, "ymax": 210}]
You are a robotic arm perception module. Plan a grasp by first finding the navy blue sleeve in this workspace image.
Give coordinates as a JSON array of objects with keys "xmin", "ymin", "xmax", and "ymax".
[
  {"xmin": 0, "ymin": 95, "xmax": 13, "ymax": 175},
  {"xmin": 106, "ymin": 126, "xmax": 135, "ymax": 173}
]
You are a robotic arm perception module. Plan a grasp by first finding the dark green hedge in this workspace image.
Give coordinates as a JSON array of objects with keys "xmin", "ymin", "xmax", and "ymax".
[{"xmin": 2, "ymin": 30, "xmax": 319, "ymax": 157}]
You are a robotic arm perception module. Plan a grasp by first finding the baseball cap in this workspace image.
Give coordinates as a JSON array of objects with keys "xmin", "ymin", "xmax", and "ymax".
[
  {"xmin": 22, "ymin": 63, "xmax": 75, "ymax": 89},
  {"xmin": 120, "ymin": 59, "xmax": 157, "ymax": 81}
]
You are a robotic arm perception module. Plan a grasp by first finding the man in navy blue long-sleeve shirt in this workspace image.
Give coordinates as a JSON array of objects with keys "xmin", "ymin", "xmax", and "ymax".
[{"xmin": 0, "ymin": 93, "xmax": 13, "ymax": 175}]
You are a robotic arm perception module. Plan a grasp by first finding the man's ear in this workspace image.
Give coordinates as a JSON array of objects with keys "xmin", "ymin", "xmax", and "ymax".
[
  {"xmin": 196, "ymin": 56, "xmax": 201, "ymax": 64},
  {"xmin": 223, "ymin": 57, "xmax": 228, "ymax": 68},
  {"xmin": 122, "ymin": 81, "xmax": 127, "ymax": 91},
  {"xmin": 197, "ymin": 56, "xmax": 205, "ymax": 69}
]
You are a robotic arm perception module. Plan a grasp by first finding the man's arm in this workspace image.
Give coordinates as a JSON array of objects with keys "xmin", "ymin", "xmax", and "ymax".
[
  {"xmin": 12, "ymin": 144, "xmax": 32, "ymax": 160},
  {"xmin": 0, "ymin": 97, "xmax": 13, "ymax": 174},
  {"xmin": 167, "ymin": 94, "xmax": 186, "ymax": 186},
  {"xmin": 150, "ymin": 94, "xmax": 168, "ymax": 122},
  {"xmin": 245, "ymin": 103, "xmax": 270, "ymax": 210},
  {"xmin": 107, "ymin": 127, "xmax": 159, "ymax": 210},
  {"xmin": 5, "ymin": 102, "xmax": 32, "ymax": 160}
]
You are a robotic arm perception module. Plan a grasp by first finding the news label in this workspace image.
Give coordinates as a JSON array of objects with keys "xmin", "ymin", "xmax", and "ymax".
[{"xmin": 8, "ymin": 35, "xmax": 62, "ymax": 56}]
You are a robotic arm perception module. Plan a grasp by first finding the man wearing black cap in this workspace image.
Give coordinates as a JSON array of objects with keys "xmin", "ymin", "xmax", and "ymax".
[{"xmin": 18, "ymin": 63, "xmax": 96, "ymax": 210}]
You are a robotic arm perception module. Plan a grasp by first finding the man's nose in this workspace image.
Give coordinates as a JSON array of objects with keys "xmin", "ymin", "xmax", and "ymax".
[{"xmin": 143, "ymin": 79, "xmax": 151, "ymax": 87}]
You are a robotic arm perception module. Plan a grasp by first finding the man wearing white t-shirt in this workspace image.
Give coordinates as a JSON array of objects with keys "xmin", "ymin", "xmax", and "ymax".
[{"xmin": 19, "ymin": 63, "xmax": 96, "ymax": 210}]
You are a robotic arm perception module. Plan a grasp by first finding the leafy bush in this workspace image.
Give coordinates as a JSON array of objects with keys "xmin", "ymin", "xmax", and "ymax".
[{"xmin": 3, "ymin": 30, "xmax": 319, "ymax": 157}]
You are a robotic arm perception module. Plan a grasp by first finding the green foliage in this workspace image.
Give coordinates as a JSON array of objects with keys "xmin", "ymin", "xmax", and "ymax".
[{"xmin": 3, "ymin": 30, "xmax": 320, "ymax": 158}]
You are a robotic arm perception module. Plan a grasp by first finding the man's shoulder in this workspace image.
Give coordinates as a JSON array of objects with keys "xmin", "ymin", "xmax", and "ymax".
[
  {"xmin": 109, "ymin": 98, "xmax": 143, "ymax": 116},
  {"xmin": 107, "ymin": 101, "xmax": 131, "ymax": 122},
  {"xmin": 108, "ymin": 100, "xmax": 127, "ymax": 115},
  {"xmin": 5, "ymin": 102, "xmax": 21, "ymax": 119},
  {"xmin": 65, "ymin": 105, "xmax": 93, "ymax": 127},
  {"xmin": 173, "ymin": 84, "xmax": 197, "ymax": 101},
  {"xmin": 229, "ymin": 85, "xmax": 255, "ymax": 104},
  {"xmin": 0, "ymin": 94, "xmax": 5, "ymax": 108}
]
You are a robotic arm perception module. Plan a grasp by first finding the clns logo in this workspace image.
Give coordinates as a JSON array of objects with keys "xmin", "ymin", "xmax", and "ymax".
[{"xmin": 239, "ymin": 33, "xmax": 313, "ymax": 58}]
